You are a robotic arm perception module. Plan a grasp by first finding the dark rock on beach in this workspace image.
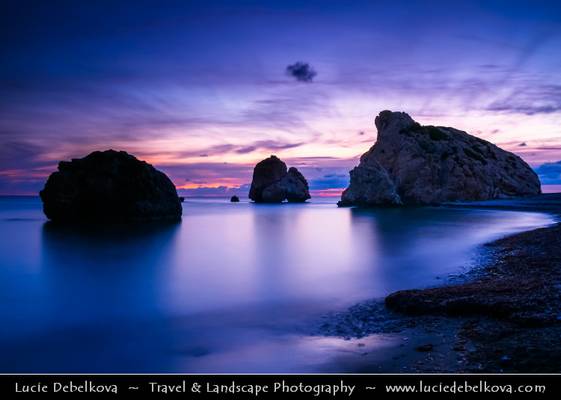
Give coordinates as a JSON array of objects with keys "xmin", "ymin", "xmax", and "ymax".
[
  {"xmin": 40, "ymin": 150, "xmax": 182, "ymax": 222},
  {"xmin": 339, "ymin": 110, "xmax": 541, "ymax": 207},
  {"xmin": 386, "ymin": 222, "xmax": 561, "ymax": 326},
  {"xmin": 249, "ymin": 155, "xmax": 310, "ymax": 203},
  {"xmin": 230, "ymin": 195, "xmax": 240, "ymax": 202}
]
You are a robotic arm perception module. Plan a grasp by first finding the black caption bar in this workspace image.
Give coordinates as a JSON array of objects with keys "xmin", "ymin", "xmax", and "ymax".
[{"xmin": 1, "ymin": 374, "xmax": 558, "ymax": 398}]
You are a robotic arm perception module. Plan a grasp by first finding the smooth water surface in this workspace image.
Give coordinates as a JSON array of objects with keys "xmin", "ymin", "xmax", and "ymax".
[{"xmin": 0, "ymin": 196, "xmax": 554, "ymax": 372}]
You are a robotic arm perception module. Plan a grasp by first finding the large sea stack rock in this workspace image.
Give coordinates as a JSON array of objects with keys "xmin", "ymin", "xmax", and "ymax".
[
  {"xmin": 249, "ymin": 156, "xmax": 311, "ymax": 203},
  {"xmin": 339, "ymin": 111, "xmax": 541, "ymax": 206},
  {"xmin": 40, "ymin": 150, "xmax": 182, "ymax": 222}
]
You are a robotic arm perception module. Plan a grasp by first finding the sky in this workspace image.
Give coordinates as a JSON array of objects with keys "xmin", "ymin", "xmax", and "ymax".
[{"xmin": 1, "ymin": 0, "xmax": 561, "ymax": 196}]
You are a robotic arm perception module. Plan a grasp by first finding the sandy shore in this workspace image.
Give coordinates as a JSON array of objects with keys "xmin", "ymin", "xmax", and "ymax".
[{"xmin": 319, "ymin": 193, "xmax": 561, "ymax": 372}]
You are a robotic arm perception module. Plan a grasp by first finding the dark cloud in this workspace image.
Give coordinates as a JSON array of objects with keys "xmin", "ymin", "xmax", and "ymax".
[
  {"xmin": 534, "ymin": 161, "xmax": 561, "ymax": 184},
  {"xmin": 286, "ymin": 62, "xmax": 317, "ymax": 83}
]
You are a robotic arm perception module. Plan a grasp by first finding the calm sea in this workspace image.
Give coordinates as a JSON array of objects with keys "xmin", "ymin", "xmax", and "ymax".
[{"xmin": 0, "ymin": 196, "xmax": 554, "ymax": 372}]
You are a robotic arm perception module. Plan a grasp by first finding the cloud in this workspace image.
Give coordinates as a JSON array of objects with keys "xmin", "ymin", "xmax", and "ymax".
[
  {"xmin": 309, "ymin": 173, "xmax": 349, "ymax": 190},
  {"xmin": 233, "ymin": 139, "xmax": 305, "ymax": 154},
  {"xmin": 239, "ymin": 91, "xmax": 332, "ymax": 133},
  {"xmin": 486, "ymin": 84, "xmax": 561, "ymax": 115},
  {"xmin": 286, "ymin": 62, "xmax": 317, "ymax": 82},
  {"xmin": 178, "ymin": 184, "xmax": 250, "ymax": 198},
  {"xmin": 534, "ymin": 161, "xmax": 561, "ymax": 184},
  {"xmin": 0, "ymin": 139, "xmax": 57, "ymax": 194},
  {"xmin": 161, "ymin": 139, "xmax": 305, "ymax": 159},
  {"xmin": 158, "ymin": 162, "xmax": 251, "ymax": 185}
]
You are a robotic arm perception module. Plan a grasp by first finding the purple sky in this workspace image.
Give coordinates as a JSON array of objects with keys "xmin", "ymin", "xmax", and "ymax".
[{"xmin": 1, "ymin": 0, "xmax": 561, "ymax": 196}]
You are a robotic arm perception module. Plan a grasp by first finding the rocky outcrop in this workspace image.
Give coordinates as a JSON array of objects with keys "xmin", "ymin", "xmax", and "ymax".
[
  {"xmin": 40, "ymin": 150, "xmax": 182, "ymax": 222},
  {"xmin": 337, "ymin": 158, "xmax": 401, "ymax": 207},
  {"xmin": 230, "ymin": 195, "xmax": 240, "ymax": 202},
  {"xmin": 339, "ymin": 111, "xmax": 541, "ymax": 206},
  {"xmin": 284, "ymin": 167, "xmax": 311, "ymax": 202},
  {"xmin": 249, "ymin": 156, "xmax": 311, "ymax": 203}
]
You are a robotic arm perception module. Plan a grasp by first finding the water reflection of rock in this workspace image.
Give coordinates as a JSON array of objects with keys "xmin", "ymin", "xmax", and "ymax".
[
  {"xmin": 250, "ymin": 205, "xmax": 296, "ymax": 300},
  {"xmin": 41, "ymin": 220, "xmax": 180, "ymax": 312},
  {"xmin": 347, "ymin": 207, "xmax": 485, "ymax": 296},
  {"xmin": 30, "ymin": 220, "xmax": 182, "ymax": 371}
]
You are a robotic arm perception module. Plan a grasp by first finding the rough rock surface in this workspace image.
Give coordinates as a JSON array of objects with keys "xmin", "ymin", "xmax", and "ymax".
[
  {"xmin": 284, "ymin": 167, "xmax": 311, "ymax": 202},
  {"xmin": 339, "ymin": 110, "xmax": 541, "ymax": 206},
  {"xmin": 249, "ymin": 156, "xmax": 310, "ymax": 203},
  {"xmin": 385, "ymin": 221, "xmax": 561, "ymax": 326},
  {"xmin": 338, "ymin": 158, "xmax": 401, "ymax": 207},
  {"xmin": 40, "ymin": 150, "xmax": 182, "ymax": 222}
]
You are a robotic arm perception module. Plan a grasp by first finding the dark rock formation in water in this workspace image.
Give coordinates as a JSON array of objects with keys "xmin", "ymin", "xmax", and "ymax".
[
  {"xmin": 339, "ymin": 158, "xmax": 402, "ymax": 207},
  {"xmin": 40, "ymin": 150, "xmax": 182, "ymax": 222},
  {"xmin": 230, "ymin": 195, "xmax": 240, "ymax": 202},
  {"xmin": 339, "ymin": 110, "xmax": 541, "ymax": 207},
  {"xmin": 284, "ymin": 167, "xmax": 311, "ymax": 202},
  {"xmin": 249, "ymin": 156, "xmax": 311, "ymax": 203}
]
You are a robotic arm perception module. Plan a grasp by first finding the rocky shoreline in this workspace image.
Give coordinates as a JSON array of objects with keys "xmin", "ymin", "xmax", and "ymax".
[{"xmin": 319, "ymin": 193, "xmax": 561, "ymax": 372}]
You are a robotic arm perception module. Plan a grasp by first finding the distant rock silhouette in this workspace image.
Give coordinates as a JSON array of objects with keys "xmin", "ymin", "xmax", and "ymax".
[
  {"xmin": 40, "ymin": 150, "xmax": 182, "ymax": 222},
  {"xmin": 339, "ymin": 111, "xmax": 541, "ymax": 207},
  {"xmin": 230, "ymin": 195, "xmax": 240, "ymax": 202},
  {"xmin": 249, "ymin": 156, "xmax": 310, "ymax": 203}
]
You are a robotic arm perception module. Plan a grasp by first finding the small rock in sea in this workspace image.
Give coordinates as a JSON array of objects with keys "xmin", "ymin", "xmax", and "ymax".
[
  {"xmin": 415, "ymin": 344, "xmax": 434, "ymax": 352},
  {"xmin": 230, "ymin": 195, "xmax": 240, "ymax": 203},
  {"xmin": 40, "ymin": 150, "xmax": 182, "ymax": 222},
  {"xmin": 248, "ymin": 155, "xmax": 310, "ymax": 203},
  {"xmin": 179, "ymin": 196, "xmax": 185, "ymax": 203}
]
